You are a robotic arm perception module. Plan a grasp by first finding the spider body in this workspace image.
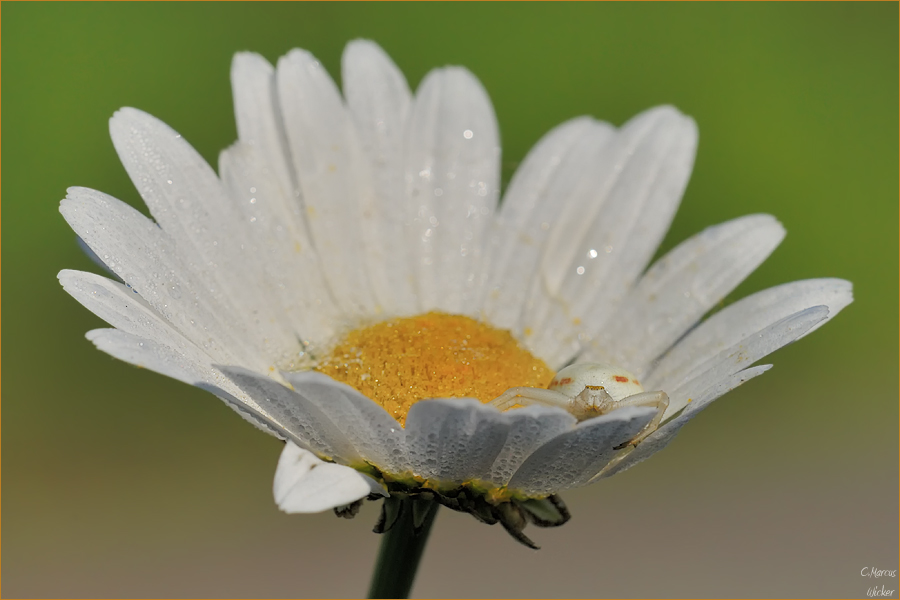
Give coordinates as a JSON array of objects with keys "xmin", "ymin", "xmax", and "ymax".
[{"xmin": 489, "ymin": 363, "xmax": 669, "ymax": 446}]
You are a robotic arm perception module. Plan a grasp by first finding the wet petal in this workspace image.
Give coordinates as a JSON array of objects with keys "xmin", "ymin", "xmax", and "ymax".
[
  {"xmin": 487, "ymin": 405, "xmax": 577, "ymax": 486},
  {"xmin": 405, "ymin": 398, "xmax": 509, "ymax": 485},
  {"xmin": 282, "ymin": 370, "xmax": 410, "ymax": 475},
  {"xmin": 508, "ymin": 405, "xmax": 656, "ymax": 496},
  {"xmin": 109, "ymin": 108, "xmax": 298, "ymax": 361},
  {"xmin": 523, "ymin": 106, "xmax": 697, "ymax": 367},
  {"xmin": 60, "ymin": 188, "xmax": 267, "ymax": 372},
  {"xmin": 220, "ymin": 366, "xmax": 363, "ymax": 465},
  {"xmin": 86, "ymin": 328, "xmax": 283, "ymax": 437},
  {"xmin": 480, "ymin": 117, "xmax": 614, "ymax": 338},
  {"xmin": 647, "ymin": 279, "xmax": 853, "ymax": 392},
  {"xmin": 218, "ymin": 142, "xmax": 339, "ymax": 346},
  {"xmin": 583, "ymin": 214, "xmax": 786, "ymax": 374},
  {"xmin": 276, "ymin": 49, "xmax": 380, "ymax": 316},
  {"xmin": 665, "ymin": 305, "xmax": 829, "ymax": 418},
  {"xmin": 404, "ymin": 66, "xmax": 501, "ymax": 314},
  {"xmin": 342, "ymin": 40, "xmax": 418, "ymax": 314}
]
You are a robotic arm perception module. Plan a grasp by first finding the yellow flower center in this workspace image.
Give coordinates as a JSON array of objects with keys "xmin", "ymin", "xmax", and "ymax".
[{"xmin": 315, "ymin": 312, "xmax": 554, "ymax": 425}]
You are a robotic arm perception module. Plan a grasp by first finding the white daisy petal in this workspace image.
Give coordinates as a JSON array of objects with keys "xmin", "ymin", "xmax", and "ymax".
[
  {"xmin": 282, "ymin": 370, "xmax": 410, "ymax": 475},
  {"xmin": 583, "ymin": 214, "xmax": 786, "ymax": 374},
  {"xmin": 220, "ymin": 366, "xmax": 364, "ymax": 465},
  {"xmin": 109, "ymin": 108, "xmax": 299, "ymax": 363},
  {"xmin": 88, "ymin": 328, "xmax": 199, "ymax": 385},
  {"xmin": 487, "ymin": 405, "xmax": 577, "ymax": 486},
  {"xmin": 646, "ymin": 278, "xmax": 853, "ymax": 392},
  {"xmin": 507, "ymin": 405, "xmax": 656, "ymax": 496},
  {"xmin": 274, "ymin": 442, "xmax": 387, "ymax": 514},
  {"xmin": 86, "ymin": 328, "xmax": 284, "ymax": 437},
  {"xmin": 61, "ymin": 269, "xmax": 183, "ymax": 347},
  {"xmin": 664, "ymin": 305, "xmax": 830, "ymax": 417},
  {"xmin": 218, "ymin": 142, "xmax": 339, "ymax": 345},
  {"xmin": 525, "ymin": 106, "xmax": 698, "ymax": 367},
  {"xmin": 404, "ymin": 66, "xmax": 501, "ymax": 314},
  {"xmin": 342, "ymin": 40, "xmax": 418, "ymax": 315},
  {"xmin": 230, "ymin": 57, "xmax": 341, "ymax": 336},
  {"xmin": 597, "ymin": 364, "xmax": 773, "ymax": 480},
  {"xmin": 405, "ymin": 398, "xmax": 509, "ymax": 485},
  {"xmin": 76, "ymin": 235, "xmax": 121, "ymax": 281},
  {"xmin": 480, "ymin": 117, "xmax": 615, "ymax": 333},
  {"xmin": 231, "ymin": 55, "xmax": 348, "ymax": 345},
  {"xmin": 275, "ymin": 48, "xmax": 379, "ymax": 316},
  {"xmin": 60, "ymin": 270, "xmax": 232, "ymax": 389},
  {"xmin": 60, "ymin": 188, "xmax": 267, "ymax": 372},
  {"xmin": 231, "ymin": 52, "xmax": 298, "ymax": 208}
]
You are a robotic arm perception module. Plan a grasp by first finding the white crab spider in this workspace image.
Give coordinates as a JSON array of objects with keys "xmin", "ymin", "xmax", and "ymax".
[{"xmin": 489, "ymin": 363, "xmax": 669, "ymax": 447}]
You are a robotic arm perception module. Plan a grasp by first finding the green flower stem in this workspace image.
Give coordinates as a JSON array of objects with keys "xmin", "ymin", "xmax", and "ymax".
[{"xmin": 368, "ymin": 498, "xmax": 439, "ymax": 599}]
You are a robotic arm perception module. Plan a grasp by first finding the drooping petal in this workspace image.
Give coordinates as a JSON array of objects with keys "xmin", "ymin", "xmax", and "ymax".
[
  {"xmin": 646, "ymin": 279, "xmax": 853, "ymax": 392},
  {"xmin": 522, "ymin": 106, "xmax": 698, "ymax": 368},
  {"xmin": 664, "ymin": 305, "xmax": 830, "ymax": 418},
  {"xmin": 582, "ymin": 214, "xmax": 786, "ymax": 374},
  {"xmin": 87, "ymin": 328, "xmax": 200, "ymax": 387},
  {"xmin": 404, "ymin": 67, "xmax": 501, "ymax": 315},
  {"xmin": 61, "ymin": 270, "xmax": 192, "ymax": 355},
  {"xmin": 342, "ymin": 40, "xmax": 419, "ymax": 315},
  {"xmin": 486, "ymin": 405, "xmax": 577, "ymax": 486},
  {"xmin": 76, "ymin": 235, "xmax": 121, "ymax": 281},
  {"xmin": 596, "ymin": 364, "xmax": 772, "ymax": 480},
  {"xmin": 282, "ymin": 370, "xmax": 410, "ymax": 476},
  {"xmin": 479, "ymin": 117, "xmax": 615, "ymax": 335},
  {"xmin": 60, "ymin": 270, "xmax": 244, "ymax": 394},
  {"xmin": 275, "ymin": 49, "xmax": 380, "ymax": 316},
  {"xmin": 274, "ymin": 442, "xmax": 387, "ymax": 514},
  {"xmin": 598, "ymin": 288, "xmax": 851, "ymax": 478},
  {"xmin": 220, "ymin": 367, "xmax": 364, "ymax": 465},
  {"xmin": 507, "ymin": 405, "xmax": 656, "ymax": 496},
  {"xmin": 404, "ymin": 398, "xmax": 509, "ymax": 485},
  {"xmin": 109, "ymin": 108, "xmax": 299, "ymax": 363},
  {"xmin": 85, "ymin": 328, "xmax": 284, "ymax": 437},
  {"xmin": 60, "ymin": 188, "xmax": 268, "ymax": 373}
]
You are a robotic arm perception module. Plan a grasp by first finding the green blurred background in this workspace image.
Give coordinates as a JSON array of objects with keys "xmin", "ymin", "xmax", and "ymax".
[{"xmin": 3, "ymin": 3, "xmax": 897, "ymax": 598}]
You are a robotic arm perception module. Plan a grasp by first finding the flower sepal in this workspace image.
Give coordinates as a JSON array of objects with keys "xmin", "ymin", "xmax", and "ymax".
[{"xmin": 351, "ymin": 479, "xmax": 572, "ymax": 549}]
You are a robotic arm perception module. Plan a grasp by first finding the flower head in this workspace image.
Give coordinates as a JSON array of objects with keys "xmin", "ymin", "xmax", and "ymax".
[{"xmin": 60, "ymin": 40, "xmax": 852, "ymax": 548}]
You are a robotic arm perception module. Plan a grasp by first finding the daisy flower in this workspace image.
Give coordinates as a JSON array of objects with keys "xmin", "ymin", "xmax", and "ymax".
[{"xmin": 60, "ymin": 38, "xmax": 851, "ymax": 573}]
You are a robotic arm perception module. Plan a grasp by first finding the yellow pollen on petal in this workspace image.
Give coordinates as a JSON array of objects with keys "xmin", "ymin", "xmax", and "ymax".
[{"xmin": 314, "ymin": 312, "xmax": 554, "ymax": 425}]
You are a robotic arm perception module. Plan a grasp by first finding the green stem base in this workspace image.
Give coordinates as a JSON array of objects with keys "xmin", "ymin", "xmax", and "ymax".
[{"xmin": 368, "ymin": 498, "xmax": 439, "ymax": 599}]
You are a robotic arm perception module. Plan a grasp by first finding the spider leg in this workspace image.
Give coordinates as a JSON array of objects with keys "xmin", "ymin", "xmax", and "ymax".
[
  {"xmin": 608, "ymin": 390, "xmax": 670, "ymax": 448},
  {"xmin": 488, "ymin": 387, "xmax": 573, "ymax": 412}
]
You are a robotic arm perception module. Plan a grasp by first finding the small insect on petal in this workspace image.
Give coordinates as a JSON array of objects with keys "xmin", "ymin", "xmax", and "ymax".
[{"xmin": 549, "ymin": 363, "xmax": 644, "ymax": 401}]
